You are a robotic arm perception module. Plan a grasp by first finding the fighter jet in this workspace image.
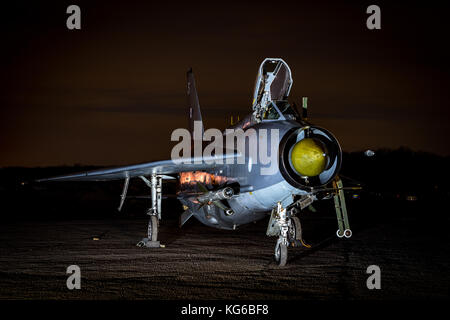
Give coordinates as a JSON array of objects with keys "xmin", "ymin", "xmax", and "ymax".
[{"xmin": 38, "ymin": 58, "xmax": 353, "ymax": 266}]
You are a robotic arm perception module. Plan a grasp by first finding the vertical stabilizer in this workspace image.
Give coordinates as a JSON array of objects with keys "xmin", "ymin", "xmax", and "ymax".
[{"xmin": 186, "ymin": 68, "xmax": 204, "ymax": 137}]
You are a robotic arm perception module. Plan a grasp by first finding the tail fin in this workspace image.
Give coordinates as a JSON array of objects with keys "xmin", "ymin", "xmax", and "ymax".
[{"xmin": 186, "ymin": 68, "xmax": 204, "ymax": 137}]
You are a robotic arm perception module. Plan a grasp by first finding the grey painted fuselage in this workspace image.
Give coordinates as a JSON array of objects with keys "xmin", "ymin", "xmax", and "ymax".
[{"xmin": 179, "ymin": 118, "xmax": 309, "ymax": 230}]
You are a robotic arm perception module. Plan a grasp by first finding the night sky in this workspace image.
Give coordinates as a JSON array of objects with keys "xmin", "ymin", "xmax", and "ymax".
[{"xmin": 1, "ymin": 1, "xmax": 449, "ymax": 167}]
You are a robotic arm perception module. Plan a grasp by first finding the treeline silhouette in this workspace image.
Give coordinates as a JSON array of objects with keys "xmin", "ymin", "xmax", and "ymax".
[
  {"xmin": 0, "ymin": 148, "xmax": 448, "ymax": 221},
  {"xmin": 341, "ymin": 147, "xmax": 450, "ymax": 200}
]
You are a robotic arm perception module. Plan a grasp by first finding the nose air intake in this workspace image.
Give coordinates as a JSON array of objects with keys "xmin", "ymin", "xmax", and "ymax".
[
  {"xmin": 290, "ymin": 138, "xmax": 327, "ymax": 177},
  {"xmin": 279, "ymin": 126, "xmax": 342, "ymax": 188}
]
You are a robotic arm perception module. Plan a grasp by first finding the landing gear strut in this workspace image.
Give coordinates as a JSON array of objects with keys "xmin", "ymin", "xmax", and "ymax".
[
  {"xmin": 275, "ymin": 202, "xmax": 289, "ymax": 266},
  {"xmin": 267, "ymin": 202, "xmax": 289, "ymax": 266},
  {"xmin": 136, "ymin": 174, "xmax": 163, "ymax": 248}
]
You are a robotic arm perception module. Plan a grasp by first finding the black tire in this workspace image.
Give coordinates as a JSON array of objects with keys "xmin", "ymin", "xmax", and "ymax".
[
  {"xmin": 147, "ymin": 216, "xmax": 159, "ymax": 241},
  {"xmin": 289, "ymin": 216, "xmax": 302, "ymax": 241},
  {"xmin": 275, "ymin": 242, "xmax": 288, "ymax": 266}
]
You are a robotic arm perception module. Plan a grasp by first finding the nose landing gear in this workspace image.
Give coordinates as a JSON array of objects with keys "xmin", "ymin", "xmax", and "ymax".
[
  {"xmin": 268, "ymin": 177, "xmax": 353, "ymax": 266},
  {"xmin": 267, "ymin": 202, "xmax": 310, "ymax": 266}
]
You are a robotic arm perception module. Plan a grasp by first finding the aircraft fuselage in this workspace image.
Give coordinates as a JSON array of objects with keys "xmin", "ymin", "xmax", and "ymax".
[{"xmin": 178, "ymin": 117, "xmax": 342, "ymax": 230}]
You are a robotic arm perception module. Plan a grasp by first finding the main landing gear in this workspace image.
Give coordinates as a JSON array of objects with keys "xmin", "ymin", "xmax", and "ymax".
[{"xmin": 136, "ymin": 174, "xmax": 163, "ymax": 248}]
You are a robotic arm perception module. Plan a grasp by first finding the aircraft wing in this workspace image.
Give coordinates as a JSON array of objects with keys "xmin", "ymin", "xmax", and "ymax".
[{"xmin": 36, "ymin": 155, "xmax": 238, "ymax": 182}]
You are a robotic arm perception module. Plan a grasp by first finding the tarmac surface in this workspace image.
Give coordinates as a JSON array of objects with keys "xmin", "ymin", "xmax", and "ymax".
[{"xmin": 0, "ymin": 209, "xmax": 449, "ymax": 300}]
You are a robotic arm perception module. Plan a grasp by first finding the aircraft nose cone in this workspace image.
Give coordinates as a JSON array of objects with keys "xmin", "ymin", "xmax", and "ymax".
[{"xmin": 290, "ymin": 138, "xmax": 327, "ymax": 177}]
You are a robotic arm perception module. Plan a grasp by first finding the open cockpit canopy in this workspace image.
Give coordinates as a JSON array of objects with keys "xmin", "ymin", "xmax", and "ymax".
[{"xmin": 252, "ymin": 58, "xmax": 294, "ymax": 122}]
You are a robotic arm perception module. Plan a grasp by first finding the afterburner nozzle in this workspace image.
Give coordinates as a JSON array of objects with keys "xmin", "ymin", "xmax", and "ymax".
[{"xmin": 290, "ymin": 138, "xmax": 327, "ymax": 177}]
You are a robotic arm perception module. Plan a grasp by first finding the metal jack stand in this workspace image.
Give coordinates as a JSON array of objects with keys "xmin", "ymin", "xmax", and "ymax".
[
  {"xmin": 136, "ymin": 174, "xmax": 163, "ymax": 248},
  {"xmin": 333, "ymin": 177, "xmax": 352, "ymax": 238}
]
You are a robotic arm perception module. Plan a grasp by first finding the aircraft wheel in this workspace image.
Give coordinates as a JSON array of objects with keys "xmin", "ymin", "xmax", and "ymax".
[
  {"xmin": 274, "ymin": 241, "xmax": 287, "ymax": 266},
  {"xmin": 289, "ymin": 216, "xmax": 302, "ymax": 242},
  {"xmin": 147, "ymin": 216, "xmax": 159, "ymax": 242}
]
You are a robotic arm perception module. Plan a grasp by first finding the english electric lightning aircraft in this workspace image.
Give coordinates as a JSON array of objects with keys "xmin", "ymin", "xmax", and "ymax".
[{"xmin": 38, "ymin": 58, "xmax": 353, "ymax": 266}]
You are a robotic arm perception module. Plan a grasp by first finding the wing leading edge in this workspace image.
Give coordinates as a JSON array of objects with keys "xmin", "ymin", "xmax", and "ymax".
[{"xmin": 37, "ymin": 154, "xmax": 240, "ymax": 182}]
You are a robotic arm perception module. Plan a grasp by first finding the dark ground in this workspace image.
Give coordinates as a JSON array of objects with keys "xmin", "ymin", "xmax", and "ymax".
[{"xmin": 0, "ymin": 201, "xmax": 448, "ymax": 300}]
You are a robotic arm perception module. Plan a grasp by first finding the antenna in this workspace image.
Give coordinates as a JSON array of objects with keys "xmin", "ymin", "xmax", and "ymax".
[{"xmin": 302, "ymin": 97, "xmax": 308, "ymax": 120}]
